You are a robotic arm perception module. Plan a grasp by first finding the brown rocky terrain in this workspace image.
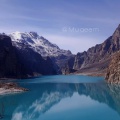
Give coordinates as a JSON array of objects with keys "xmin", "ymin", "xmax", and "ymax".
[
  {"xmin": 0, "ymin": 82, "xmax": 28, "ymax": 95},
  {"xmin": 105, "ymin": 51, "xmax": 120, "ymax": 83},
  {"xmin": 63, "ymin": 24, "xmax": 120, "ymax": 76}
]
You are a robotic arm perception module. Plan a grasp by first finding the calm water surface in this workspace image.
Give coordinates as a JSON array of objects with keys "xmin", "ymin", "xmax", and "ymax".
[{"xmin": 0, "ymin": 75, "xmax": 120, "ymax": 120}]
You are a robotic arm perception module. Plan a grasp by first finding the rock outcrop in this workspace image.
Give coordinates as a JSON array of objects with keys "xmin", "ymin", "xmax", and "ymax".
[
  {"xmin": 0, "ymin": 82, "xmax": 28, "ymax": 95},
  {"xmin": 0, "ymin": 34, "xmax": 56, "ymax": 79},
  {"xmin": 105, "ymin": 51, "xmax": 120, "ymax": 83},
  {"xmin": 0, "ymin": 35, "xmax": 20, "ymax": 78},
  {"xmin": 62, "ymin": 56, "xmax": 76, "ymax": 74}
]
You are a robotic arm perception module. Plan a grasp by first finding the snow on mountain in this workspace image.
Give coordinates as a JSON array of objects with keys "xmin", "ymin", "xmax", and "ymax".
[{"xmin": 9, "ymin": 32, "xmax": 72, "ymax": 56}]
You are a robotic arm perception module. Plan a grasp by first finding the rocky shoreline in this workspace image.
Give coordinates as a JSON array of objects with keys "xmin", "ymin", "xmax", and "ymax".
[
  {"xmin": 74, "ymin": 72, "xmax": 105, "ymax": 77},
  {"xmin": 0, "ymin": 83, "xmax": 28, "ymax": 95}
]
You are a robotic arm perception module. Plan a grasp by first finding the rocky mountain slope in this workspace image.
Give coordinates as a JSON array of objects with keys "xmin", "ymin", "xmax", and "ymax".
[
  {"xmin": 0, "ymin": 34, "xmax": 56, "ymax": 79},
  {"xmin": 64, "ymin": 24, "xmax": 120, "ymax": 76},
  {"xmin": 9, "ymin": 32, "xmax": 73, "ymax": 74},
  {"xmin": 10, "ymin": 31, "xmax": 72, "ymax": 57},
  {"xmin": 0, "ymin": 34, "xmax": 20, "ymax": 78},
  {"xmin": 105, "ymin": 51, "xmax": 120, "ymax": 83}
]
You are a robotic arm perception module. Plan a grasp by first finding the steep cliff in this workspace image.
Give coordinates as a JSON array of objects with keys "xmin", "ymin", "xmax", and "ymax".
[
  {"xmin": 0, "ymin": 34, "xmax": 56, "ymax": 79},
  {"xmin": 62, "ymin": 56, "xmax": 76, "ymax": 74},
  {"xmin": 10, "ymin": 32, "xmax": 72, "ymax": 74},
  {"xmin": 0, "ymin": 34, "xmax": 22, "ymax": 78},
  {"xmin": 105, "ymin": 51, "xmax": 120, "ymax": 83}
]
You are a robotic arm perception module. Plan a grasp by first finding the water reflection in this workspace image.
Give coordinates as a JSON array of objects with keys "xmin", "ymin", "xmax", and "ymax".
[{"xmin": 0, "ymin": 83, "xmax": 120, "ymax": 120}]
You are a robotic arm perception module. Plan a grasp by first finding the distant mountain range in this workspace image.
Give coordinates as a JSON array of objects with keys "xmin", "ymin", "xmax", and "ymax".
[{"xmin": 0, "ymin": 24, "xmax": 120, "ymax": 82}]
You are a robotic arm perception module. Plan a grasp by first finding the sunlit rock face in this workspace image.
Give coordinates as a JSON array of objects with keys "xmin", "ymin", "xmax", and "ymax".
[
  {"xmin": 106, "ymin": 51, "xmax": 120, "ymax": 83},
  {"xmin": 10, "ymin": 32, "xmax": 72, "ymax": 57}
]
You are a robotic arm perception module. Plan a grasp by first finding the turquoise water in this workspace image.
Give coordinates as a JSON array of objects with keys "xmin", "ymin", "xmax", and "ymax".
[{"xmin": 0, "ymin": 75, "xmax": 120, "ymax": 120}]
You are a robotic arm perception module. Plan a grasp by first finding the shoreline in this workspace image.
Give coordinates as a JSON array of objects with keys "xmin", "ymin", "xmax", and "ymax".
[
  {"xmin": 0, "ymin": 83, "xmax": 28, "ymax": 95},
  {"xmin": 68, "ymin": 71, "xmax": 105, "ymax": 77},
  {"xmin": 74, "ymin": 72, "xmax": 105, "ymax": 77}
]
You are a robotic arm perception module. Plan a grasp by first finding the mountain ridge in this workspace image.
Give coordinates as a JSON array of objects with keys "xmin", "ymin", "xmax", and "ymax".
[
  {"xmin": 9, "ymin": 31, "xmax": 73, "ymax": 74},
  {"xmin": 0, "ymin": 24, "xmax": 120, "ymax": 79},
  {"xmin": 0, "ymin": 34, "xmax": 57, "ymax": 79},
  {"xmin": 63, "ymin": 24, "xmax": 120, "ymax": 76},
  {"xmin": 9, "ymin": 31, "xmax": 72, "ymax": 57}
]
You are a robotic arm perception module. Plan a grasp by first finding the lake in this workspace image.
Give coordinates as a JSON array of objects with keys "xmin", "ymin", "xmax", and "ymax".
[{"xmin": 0, "ymin": 75, "xmax": 120, "ymax": 120}]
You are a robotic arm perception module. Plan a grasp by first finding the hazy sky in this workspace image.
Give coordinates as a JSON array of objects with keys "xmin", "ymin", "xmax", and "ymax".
[{"xmin": 0, "ymin": 0, "xmax": 120, "ymax": 54}]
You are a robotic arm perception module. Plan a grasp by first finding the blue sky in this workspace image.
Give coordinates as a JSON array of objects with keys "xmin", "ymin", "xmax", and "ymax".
[{"xmin": 0, "ymin": 0, "xmax": 120, "ymax": 53}]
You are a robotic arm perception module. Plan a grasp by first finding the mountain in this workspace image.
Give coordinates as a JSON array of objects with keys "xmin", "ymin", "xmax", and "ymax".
[
  {"xmin": 1, "ymin": 24, "xmax": 120, "ymax": 78},
  {"xmin": 105, "ymin": 24, "xmax": 120, "ymax": 83},
  {"xmin": 64, "ymin": 24, "xmax": 120, "ymax": 76},
  {"xmin": 0, "ymin": 34, "xmax": 56, "ymax": 79},
  {"xmin": 9, "ymin": 32, "xmax": 73, "ymax": 73},
  {"xmin": 10, "ymin": 31, "xmax": 72, "ymax": 57}
]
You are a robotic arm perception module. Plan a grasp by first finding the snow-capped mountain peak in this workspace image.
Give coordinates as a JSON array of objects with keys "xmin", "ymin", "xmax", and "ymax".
[{"xmin": 9, "ymin": 31, "xmax": 72, "ymax": 57}]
